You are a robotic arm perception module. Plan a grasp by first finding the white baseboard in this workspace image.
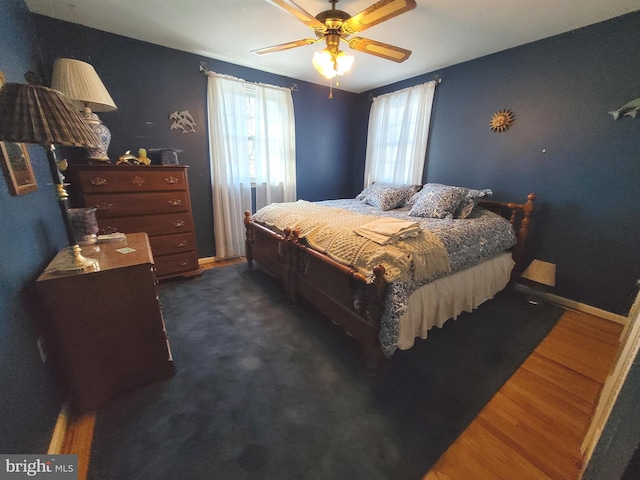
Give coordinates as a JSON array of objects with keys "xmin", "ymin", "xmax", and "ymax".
[{"xmin": 513, "ymin": 283, "xmax": 629, "ymax": 326}]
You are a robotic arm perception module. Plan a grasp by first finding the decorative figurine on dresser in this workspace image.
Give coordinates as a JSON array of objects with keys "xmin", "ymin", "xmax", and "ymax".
[{"xmin": 67, "ymin": 164, "xmax": 202, "ymax": 280}]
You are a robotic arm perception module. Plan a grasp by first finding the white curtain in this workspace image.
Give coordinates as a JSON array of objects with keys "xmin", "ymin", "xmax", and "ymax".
[
  {"xmin": 206, "ymin": 72, "xmax": 296, "ymax": 259},
  {"xmin": 363, "ymin": 80, "xmax": 437, "ymax": 187},
  {"xmin": 253, "ymin": 84, "xmax": 297, "ymax": 209}
]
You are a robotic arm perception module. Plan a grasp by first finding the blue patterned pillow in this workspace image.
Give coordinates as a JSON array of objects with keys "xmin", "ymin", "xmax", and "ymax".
[
  {"xmin": 408, "ymin": 184, "xmax": 469, "ymax": 219},
  {"xmin": 356, "ymin": 183, "xmax": 420, "ymax": 211},
  {"xmin": 455, "ymin": 188, "xmax": 493, "ymax": 219}
]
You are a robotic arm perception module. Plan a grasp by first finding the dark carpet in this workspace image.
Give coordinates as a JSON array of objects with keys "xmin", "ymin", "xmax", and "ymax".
[{"xmin": 87, "ymin": 263, "xmax": 564, "ymax": 480}]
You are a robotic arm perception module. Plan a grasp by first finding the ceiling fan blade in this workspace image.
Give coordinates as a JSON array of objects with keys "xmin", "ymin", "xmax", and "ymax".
[
  {"xmin": 252, "ymin": 38, "xmax": 320, "ymax": 55},
  {"xmin": 265, "ymin": 0, "xmax": 326, "ymax": 33},
  {"xmin": 348, "ymin": 37, "xmax": 412, "ymax": 62},
  {"xmin": 342, "ymin": 0, "xmax": 417, "ymax": 34}
]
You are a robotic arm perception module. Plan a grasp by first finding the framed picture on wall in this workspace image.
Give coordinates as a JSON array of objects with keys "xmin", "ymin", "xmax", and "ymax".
[
  {"xmin": 0, "ymin": 72, "xmax": 38, "ymax": 196},
  {"xmin": 1, "ymin": 141, "xmax": 38, "ymax": 196}
]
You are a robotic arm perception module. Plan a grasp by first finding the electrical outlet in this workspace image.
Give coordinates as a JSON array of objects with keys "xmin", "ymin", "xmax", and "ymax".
[{"xmin": 36, "ymin": 335, "xmax": 48, "ymax": 363}]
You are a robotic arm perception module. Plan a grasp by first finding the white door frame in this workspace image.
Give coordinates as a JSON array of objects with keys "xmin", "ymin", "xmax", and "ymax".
[{"xmin": 580, "ymin": 282, "xmax": 640, "ymax": 475}]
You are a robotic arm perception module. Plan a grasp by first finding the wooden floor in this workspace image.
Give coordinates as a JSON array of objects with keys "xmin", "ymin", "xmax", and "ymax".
[
  {"xmin": 423, "ymin": 309, "xmax": 623, "ymax": 480},
  {"xmin": 200, "ymin": 257, "xmax": 245, "ymax": 270}
]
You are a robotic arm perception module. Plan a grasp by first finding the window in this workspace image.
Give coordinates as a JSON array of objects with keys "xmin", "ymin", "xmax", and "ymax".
[{"xmin": 363, "ymin": 81, "xmax": 437, "ymax": 186}]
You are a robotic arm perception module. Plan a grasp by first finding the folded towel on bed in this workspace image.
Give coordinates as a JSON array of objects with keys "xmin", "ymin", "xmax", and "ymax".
[{"xmin": 354, "ymin": 218, "xmax": 421, "ymax": 245}]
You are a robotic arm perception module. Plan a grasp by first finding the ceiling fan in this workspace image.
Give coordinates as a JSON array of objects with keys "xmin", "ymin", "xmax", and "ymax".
[{"xmin": 253, "ymin": 0, "xmax": 417, "ymax": 79}]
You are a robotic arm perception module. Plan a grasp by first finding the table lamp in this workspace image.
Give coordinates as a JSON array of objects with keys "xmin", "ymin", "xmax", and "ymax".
[
  {"xmin": 0, "ymin": 82, "xmax": 101, "ymax": 274},
  {"xmin": 521, "ymin": 259, "xmax": 556, "ymax": 304},
  {"xmin": 51, "ymin": 58, "xmax": 117, "ymax": 162}
]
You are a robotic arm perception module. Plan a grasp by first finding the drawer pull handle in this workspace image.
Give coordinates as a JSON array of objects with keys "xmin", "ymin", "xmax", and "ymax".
[
  {"xmin": 131, "ymin": 175, "xmax": 145, "ymax": 187},
  {"xmin": 168, "ymin": 199, "xmax": 182, "ymax": 207},
  {"xmin": 179, "ymin": 261, "xmax": 189, "ymax": 267},
  {"xmin": 173, "ymin": 220, "xmax": 185, "ymax": 228},
  {"xmin": 165, "ymin": 176, "xmax": 179, "ymax": 184},
  {"xmin": 96, "ymin": 202, "xmax": 113, "ymax": 210},
  {"xmin": 176, "ymin": 241, "xmax": 187, "ymax": 248},
  {"xmin": 90, "ymin": 177, "xmax": 107, "ymax": 186}
]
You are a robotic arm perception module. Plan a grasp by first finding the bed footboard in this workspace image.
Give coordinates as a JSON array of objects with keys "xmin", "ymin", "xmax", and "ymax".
[
  {"xmin": 291, "ymin": 230, "xmax": 387, "ymax": 370},
  {"xmin": 244, "ymin": 211, "xmax": 387, "ymax": 371}
]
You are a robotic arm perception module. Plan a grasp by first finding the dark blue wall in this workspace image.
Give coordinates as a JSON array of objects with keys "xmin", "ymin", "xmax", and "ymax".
[
  {"xmin": 31, "ymin": 15, "xmax": 359, "ymax": 259},
  {"xmin": 354, "ymin": 12, "xmax": 640, "ymax": 316},
  {"xmin": 0, "ymin": 0, "xmax": 66, "ymax": 454}
]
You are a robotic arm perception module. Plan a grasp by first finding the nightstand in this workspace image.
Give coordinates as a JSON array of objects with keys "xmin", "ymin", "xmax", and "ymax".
[{"xmin": 36, "ymin": 233, "xmax": 175, "ymax": 414}]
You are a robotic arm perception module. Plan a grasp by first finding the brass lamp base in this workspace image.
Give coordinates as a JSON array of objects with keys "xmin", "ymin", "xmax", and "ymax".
[{"xmin": 51, "ymin": 245, "xmax": 100, "ymax": 275}]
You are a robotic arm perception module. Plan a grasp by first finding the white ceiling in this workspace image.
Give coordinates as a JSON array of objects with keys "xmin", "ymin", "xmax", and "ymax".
[{"xmin": 25, "ymin": 0, "xmax": 640, "ymax": 93}]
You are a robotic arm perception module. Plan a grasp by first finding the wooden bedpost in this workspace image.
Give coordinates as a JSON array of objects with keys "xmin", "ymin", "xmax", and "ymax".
[
  {"xmin": 366, "ymin": 265, "xmax": 387, "ymax": 323},
  {"xmin": 350, "ymin": 264, "xmax": 387, "ymax": 373},
  {"xmin": 511, "ymin": 193, "xmax": 536, "ymax": 279},
  {"xmin": 479, "ymin": 193, "xmax": 536, "ymax": 282},
  {"xmin": 362, "ymin": 265, "xmax": 387, "ymax": 374},
  {"xmin": 244, "ymin": 211, "xmax": 254, "ymax": 269},
  {"xmin": 281, "ymin": 228, "xmax": 296, "ymax": 301}
]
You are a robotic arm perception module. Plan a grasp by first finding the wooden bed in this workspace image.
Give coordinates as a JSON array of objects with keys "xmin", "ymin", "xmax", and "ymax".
[{"xmin": 244, "ymin": 192, "xmax": 536, "ymax": 371}]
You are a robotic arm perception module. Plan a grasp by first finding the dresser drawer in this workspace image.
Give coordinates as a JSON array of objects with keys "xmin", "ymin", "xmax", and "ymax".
[
  {"xmin": 86, "ymin": 192, "xmax": 189, "ymax": 217},
  {"xmin": 73, "ymin": 168, "xmax": 187, "ymax": 193},
  {"xmin": 154, "ymin": 251, "xmax": 200, "ymax": 278},
  {"xmin": 97, "ymin": 212, "xmax": 194, "ymax": 236},
  {"xmin": 149, "ymin": 233, "xmax": 196, "ymax": 257}
]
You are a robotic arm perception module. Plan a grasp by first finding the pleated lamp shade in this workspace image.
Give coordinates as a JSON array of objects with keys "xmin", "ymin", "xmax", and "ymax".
[
  {"xmin": 0, "ymin": 81, "xmax": 101, "ymax": 274},
  {"xmin": 0, "ymin": 82, "xmax": 99, "ymax": 148},
  {"xmin": 521, "ymin": 259, "xmax": 556, "ymax": 287},
  {"xmin": 51, "ymin": 58, "xmax": 117, "ymax": 112},
  {"xmin": 51, "ymin": 58, "xmax": 116, "ymax": 161}
]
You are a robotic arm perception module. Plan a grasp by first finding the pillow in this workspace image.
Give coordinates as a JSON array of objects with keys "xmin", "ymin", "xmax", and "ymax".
[
  {"xmin": 408, "ymin": 184, "xmax": 469, "ymax": 219},
  {"xmin": 355, "ymin": 183, "xmax": 420, "ymax": 211},
  {"xmin": 406, "ymin": 182, "xmax": 450, "ymax": 206},
  {"xmin": 455, "ymin": 188, "xmax": 493, "ymax": 219}
]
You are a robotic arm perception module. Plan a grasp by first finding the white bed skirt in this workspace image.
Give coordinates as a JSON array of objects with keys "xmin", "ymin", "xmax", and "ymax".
[{"xmin": 397, "ymin": 252, "xmax": 515, "ymax": 350}]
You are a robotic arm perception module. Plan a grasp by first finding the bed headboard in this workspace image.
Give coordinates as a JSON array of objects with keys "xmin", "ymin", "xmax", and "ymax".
[{"xmin": 479, "ymin": 193, "xmax": 536, "ymax": 279}]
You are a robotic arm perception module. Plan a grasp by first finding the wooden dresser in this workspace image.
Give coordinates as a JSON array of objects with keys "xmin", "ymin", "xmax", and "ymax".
[
  {"xmin": 36, "ymin": 233, "xmax": 175, "ymax": 414},
  {"xmin": 68, "ymin": 164, "xmax": 201, "ymax": 280}
]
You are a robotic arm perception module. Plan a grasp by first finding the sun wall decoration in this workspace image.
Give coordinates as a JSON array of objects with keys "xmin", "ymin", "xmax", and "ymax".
[{"xmin": 490, "ymin": 109, "xmax": 515, "ymax": 132}]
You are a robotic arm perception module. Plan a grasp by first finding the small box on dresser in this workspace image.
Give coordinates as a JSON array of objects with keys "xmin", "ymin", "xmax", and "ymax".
[{"xmin": 67, "ymin": 164, "xmax": 202, "ymax": 280}]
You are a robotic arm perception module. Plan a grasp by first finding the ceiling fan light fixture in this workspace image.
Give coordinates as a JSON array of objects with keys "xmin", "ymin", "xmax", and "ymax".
[
  {"xmin": 335, "ymin": 51, "xmax": 354, "ymax": 74},
  {"xmin": 312, "ymin": 48, "xmax": 354, "ymax": 79},
  {"xmin": 312, "ymin": 50, "xmax": 335, "ymax": 79}
]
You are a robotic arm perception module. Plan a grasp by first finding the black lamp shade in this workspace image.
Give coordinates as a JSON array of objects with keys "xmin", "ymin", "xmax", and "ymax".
[{"xmin": 0, "ymin": 83, "xmax": 99, "ymax": 148}]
